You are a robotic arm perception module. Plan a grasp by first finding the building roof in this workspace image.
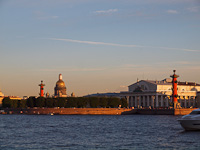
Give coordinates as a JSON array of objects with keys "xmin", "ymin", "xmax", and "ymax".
[
  {"xmin": 178, "ymin": 82, "xmax": 200, "ymax": 86},
  {"xmin": 143, "ymin": 80, "xmax": 172, "ymax": 85},
  {"xmin": 129, "ymin": 78, "xmax": 200, "ymax": 87},
  {"xmin": 84, "ymin": 93, "xmax": 120, "ymax": 97}
]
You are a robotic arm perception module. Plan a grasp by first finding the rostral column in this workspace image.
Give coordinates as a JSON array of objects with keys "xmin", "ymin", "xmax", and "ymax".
[
  {"xmin": 170, "ymin": 70, "xmax": 179, "ymax": 109},
  {"xmin": 39, "ymin": 80, "xmax": 45, "ymax": 97}
]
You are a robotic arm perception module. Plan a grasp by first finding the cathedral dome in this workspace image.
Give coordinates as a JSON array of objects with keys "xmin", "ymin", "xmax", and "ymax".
[
  {"xmin": 54, "ymin": 74, "xmax": 67, "ymax": 97},
  {"xmin": 56, "ymin": 80, "xmax": 65, "ymax": 88}
]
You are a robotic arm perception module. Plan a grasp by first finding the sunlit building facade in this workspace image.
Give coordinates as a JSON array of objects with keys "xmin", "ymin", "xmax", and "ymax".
[
  {"xmin": 0, "ymin": 90, "xmax": 4, "ymax": 107},
  {"xmin": 120, "ymin": 78, "xmax": 200, "ymax": 108}
]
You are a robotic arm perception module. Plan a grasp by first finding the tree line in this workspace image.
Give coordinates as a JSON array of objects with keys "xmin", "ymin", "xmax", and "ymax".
[{"xmin": 2, "ymin": 96, "xmax": 128, "ymax": 108}]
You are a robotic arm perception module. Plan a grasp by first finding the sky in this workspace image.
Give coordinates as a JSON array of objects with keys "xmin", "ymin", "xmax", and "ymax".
[{"xmin": 0, "ymin": 0, "xmax": 200, "ymax": 97}]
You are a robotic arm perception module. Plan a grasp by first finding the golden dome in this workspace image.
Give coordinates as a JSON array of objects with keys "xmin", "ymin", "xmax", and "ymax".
[
  {"xmin": 56, "ymin": 80, "xmax": 65, "ymax": 87},
  {"xmin": 54, "ymin": 74, "xmax": 67, "ymax": 97}
]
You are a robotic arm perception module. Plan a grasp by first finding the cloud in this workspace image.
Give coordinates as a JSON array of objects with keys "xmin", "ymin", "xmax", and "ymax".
[
  {"xmin": 49, "ymin": 38, "xmax": 140, "ymax": 47},
  {"xmin": 167, "ymin": 10, "xmax": 178, "ymax": 14},
  {"xmin": 51, "ymin": 16, "xmax": 59, "ymax": 19},
  {"xmin": 48, "ymin": 38, "xmax": 200, "ymax": 52},
  {"xmin": 187, "ymin": 6, "xmax": 199, "ymax": 12},
  {"xmin": 94, "ymin": 9, "xmax": 118, "ymax": 14}
]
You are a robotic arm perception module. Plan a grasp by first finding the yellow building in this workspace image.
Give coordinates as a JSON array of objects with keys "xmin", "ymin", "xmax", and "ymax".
[{"xmin": 0, "ymin": 90, "xmax": 4, "ymax": 107}]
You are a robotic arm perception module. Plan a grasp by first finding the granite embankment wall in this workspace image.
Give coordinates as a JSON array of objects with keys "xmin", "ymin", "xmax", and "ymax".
[
  {"xmin": 126, "ymin": 108, "xmax": 197, "ymax": 115},
  {"xmin": 2, "ymin": 108, "xmax": 133, "ymax": 115},
  {"xmin": 174, "ymin": 108, "xmax": 197, "ymax": 115},
  {"xmin": 1, "ymin": 108, "xmax": 197, "ymax": 115},
  {"xmin": 136, "ymin": 109, "xmax": 174, "ymax": 115}
]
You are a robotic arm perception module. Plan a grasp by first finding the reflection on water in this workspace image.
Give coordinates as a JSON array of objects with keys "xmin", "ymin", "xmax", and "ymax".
[{"xmin": 0, "ymin": 115, "xmax": 200, "ymax": 150}]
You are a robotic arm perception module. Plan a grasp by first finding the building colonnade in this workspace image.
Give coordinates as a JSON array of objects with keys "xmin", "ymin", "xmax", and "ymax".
[{"xmin": 124, "ymin": 94, "xmax": 197, "ymax": 108}]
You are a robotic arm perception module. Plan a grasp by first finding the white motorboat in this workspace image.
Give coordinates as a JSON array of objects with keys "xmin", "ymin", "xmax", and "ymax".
[{"xmin": 178, "ymin": 108, "xmax": 200, "ymax": 131}]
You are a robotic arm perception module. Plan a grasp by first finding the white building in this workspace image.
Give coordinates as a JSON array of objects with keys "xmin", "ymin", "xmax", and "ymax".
[{"xmin": 120, "ymin": 78, "xmax": 200, "ymax": 108}]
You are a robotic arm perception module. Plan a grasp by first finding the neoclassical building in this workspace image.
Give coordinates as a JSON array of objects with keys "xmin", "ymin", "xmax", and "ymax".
[
  {"xmin": 54, "ymin": 74, "xmax": 67, "ymax": 97},
  {"xmin": 120, "ymin": 78, "xmax": 200, "ymax": 108}
]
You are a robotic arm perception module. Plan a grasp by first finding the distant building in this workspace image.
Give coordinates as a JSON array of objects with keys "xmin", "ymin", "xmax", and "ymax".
[
  {"xmin": 0, "ymin": 90, "xmax": 4, "ymax": 107},
  {"xmin": 9, "ymin": 96, "xmax": 22, "ymax": 100},
  {"xmin": 196, "ymin": 92, "xmax": 200, "ymax": 108},
  {"xmin": 85, "ymin": 92, "xmax": 121, "ymax": 98},
  {"xmin": 54, "ymin": 74, "xmax": 67, "ymax": 97},
  {"xmin": 120, "ymin": 78, "xmax": 200, "ymax": 108},
  {"xmin": 71, "ymin": 92, "xmax": 75, "ymax": 97},
  {"xmin": 0, "ymin": 95, "xmax": 22, "ymax": 107},
  {"xmin": 46, "ymin": 92, "xmax": 50, "ymax": 98}
]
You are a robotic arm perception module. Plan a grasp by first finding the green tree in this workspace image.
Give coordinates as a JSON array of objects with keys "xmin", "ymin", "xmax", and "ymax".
[
  {"xmin": 53, "ymin": 98, "xmax": 58, "ymax": 107},
  {"xmin": 18, "ymin": 100, "xmax": 27, "ymax": 108},
  {"xmin": 121, "ymin": 98, "xmax": 128, "ymax": 108},
  {"xmin": 89, "ymin": 97, "xmax": 99, "ymax": 108},
  {"xmin": 108, "ymin": 97, "xmax": 121, "ymax": 108},
  {"xmin": 99, "ymin": 97, "xmax": 108, "ymax": 108},
  {"xmin": 11, "ymin": 100, "xmax": 18, "ymax": 108},
  {"xmin": 27, "ymin": 97, "xmax": 36, "ymax": 108},
  {"xmin": 45, "ymin": 98, "xmax": 54, "ymax": 108},
  {"xmin": 36, "ymin": 97, "xmax": 45, "ymax": 108},
  {"xmin": 66, "ymin": 97, "xmax": 77, "ymax": 108},
  {"xmin": 2, "ymin": 97, "xmax": 12, "ymax": 108},
  {"xmin": 77, "ymin": 97, "xmax": 88, "ymax": 108},
  {"xmin": 57, "ymin": 97, "xmax": 66, "ymax": 107}
]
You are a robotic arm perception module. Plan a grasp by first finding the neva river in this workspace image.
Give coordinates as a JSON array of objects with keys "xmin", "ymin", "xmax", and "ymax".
[{"xmin": 0, "ymin": 115, "xmax": 200, "ymax": 150}]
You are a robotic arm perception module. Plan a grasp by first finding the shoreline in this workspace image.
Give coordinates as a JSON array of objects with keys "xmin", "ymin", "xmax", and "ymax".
[{"xmin": 0, "ymin": 108, "xmax": 197, "ymax": 115}]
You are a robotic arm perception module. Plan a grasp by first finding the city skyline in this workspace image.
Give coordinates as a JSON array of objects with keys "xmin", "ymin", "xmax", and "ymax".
[{"xmin": 1, "ymin": 0, "xmax": 200, "ymax": 97}]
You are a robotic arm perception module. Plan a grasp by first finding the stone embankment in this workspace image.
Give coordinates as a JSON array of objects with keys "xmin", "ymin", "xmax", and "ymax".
[
  {"xmin": 122, "ymin": 108, "xmax": 197, "ymax": 115},
  {"xmin": 1, "ymin": 108, "xmax": 133, "ymax": 115},
  {"xmin": 174, "ymin": 108, "xmax": 197, "ymax": 115},
  {"xmin": 0, "ymin": 108, "xmax": 197, "ymax": 115}
]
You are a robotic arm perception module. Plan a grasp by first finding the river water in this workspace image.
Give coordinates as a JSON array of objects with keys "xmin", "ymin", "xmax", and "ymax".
[{"xmin": 0, "ymin": 115, "xmax": 200, "ymax": 150}]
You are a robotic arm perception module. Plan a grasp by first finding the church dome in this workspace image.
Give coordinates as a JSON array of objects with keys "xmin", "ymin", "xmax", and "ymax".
[
  {"xmin": 54, "ymin": 74, "xmax": 67, "ymax": 97},
  {"xmin": 56, "ymin": 80, "xmax": 65, "ymax": 88}
]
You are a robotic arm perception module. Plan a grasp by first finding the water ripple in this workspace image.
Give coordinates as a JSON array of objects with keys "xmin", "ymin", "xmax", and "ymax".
[{"xmin": 0, "ymin": 115, "xmax": 200, "ymax": 149}]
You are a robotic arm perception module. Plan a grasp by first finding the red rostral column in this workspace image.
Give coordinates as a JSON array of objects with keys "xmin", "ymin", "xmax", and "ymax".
[
  {"xmin": 170, "ymin": 70, "xmax": 179, "ymax": 108},
  {"xmin": 39, "ymin": 80, "xmax": 45, "ymax": 97}
]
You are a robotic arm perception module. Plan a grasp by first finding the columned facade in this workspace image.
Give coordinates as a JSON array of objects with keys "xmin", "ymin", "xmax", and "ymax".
[
  {"xmin": 120, "ymin": 78, "xmax": 200, "ymax": 109},
  {"xmin": 121, "ymin": 92, "xmax": 199, "ymax": 109},
  {"xmin": 121, "ymin": 92, "xmax": 173, "ymax": 108}
]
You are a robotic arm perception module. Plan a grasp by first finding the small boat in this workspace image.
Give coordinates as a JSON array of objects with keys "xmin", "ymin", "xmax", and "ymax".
[
  {"xmin": 48, "ymin": 113, "xmax": 54, "ymax": 115},
  {"xmin": 178, "ymin": 108, "xmax": 200, "ymax": 131}
]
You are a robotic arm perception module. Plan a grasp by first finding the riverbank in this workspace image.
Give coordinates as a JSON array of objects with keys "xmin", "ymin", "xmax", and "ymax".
[
  {"xmin": 0, "ymin": 108, "xmax": 132, "ymax": 115},
  {"xmin": 0, "ymin": 108, "xmax": 197, "ymax": 115}
]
